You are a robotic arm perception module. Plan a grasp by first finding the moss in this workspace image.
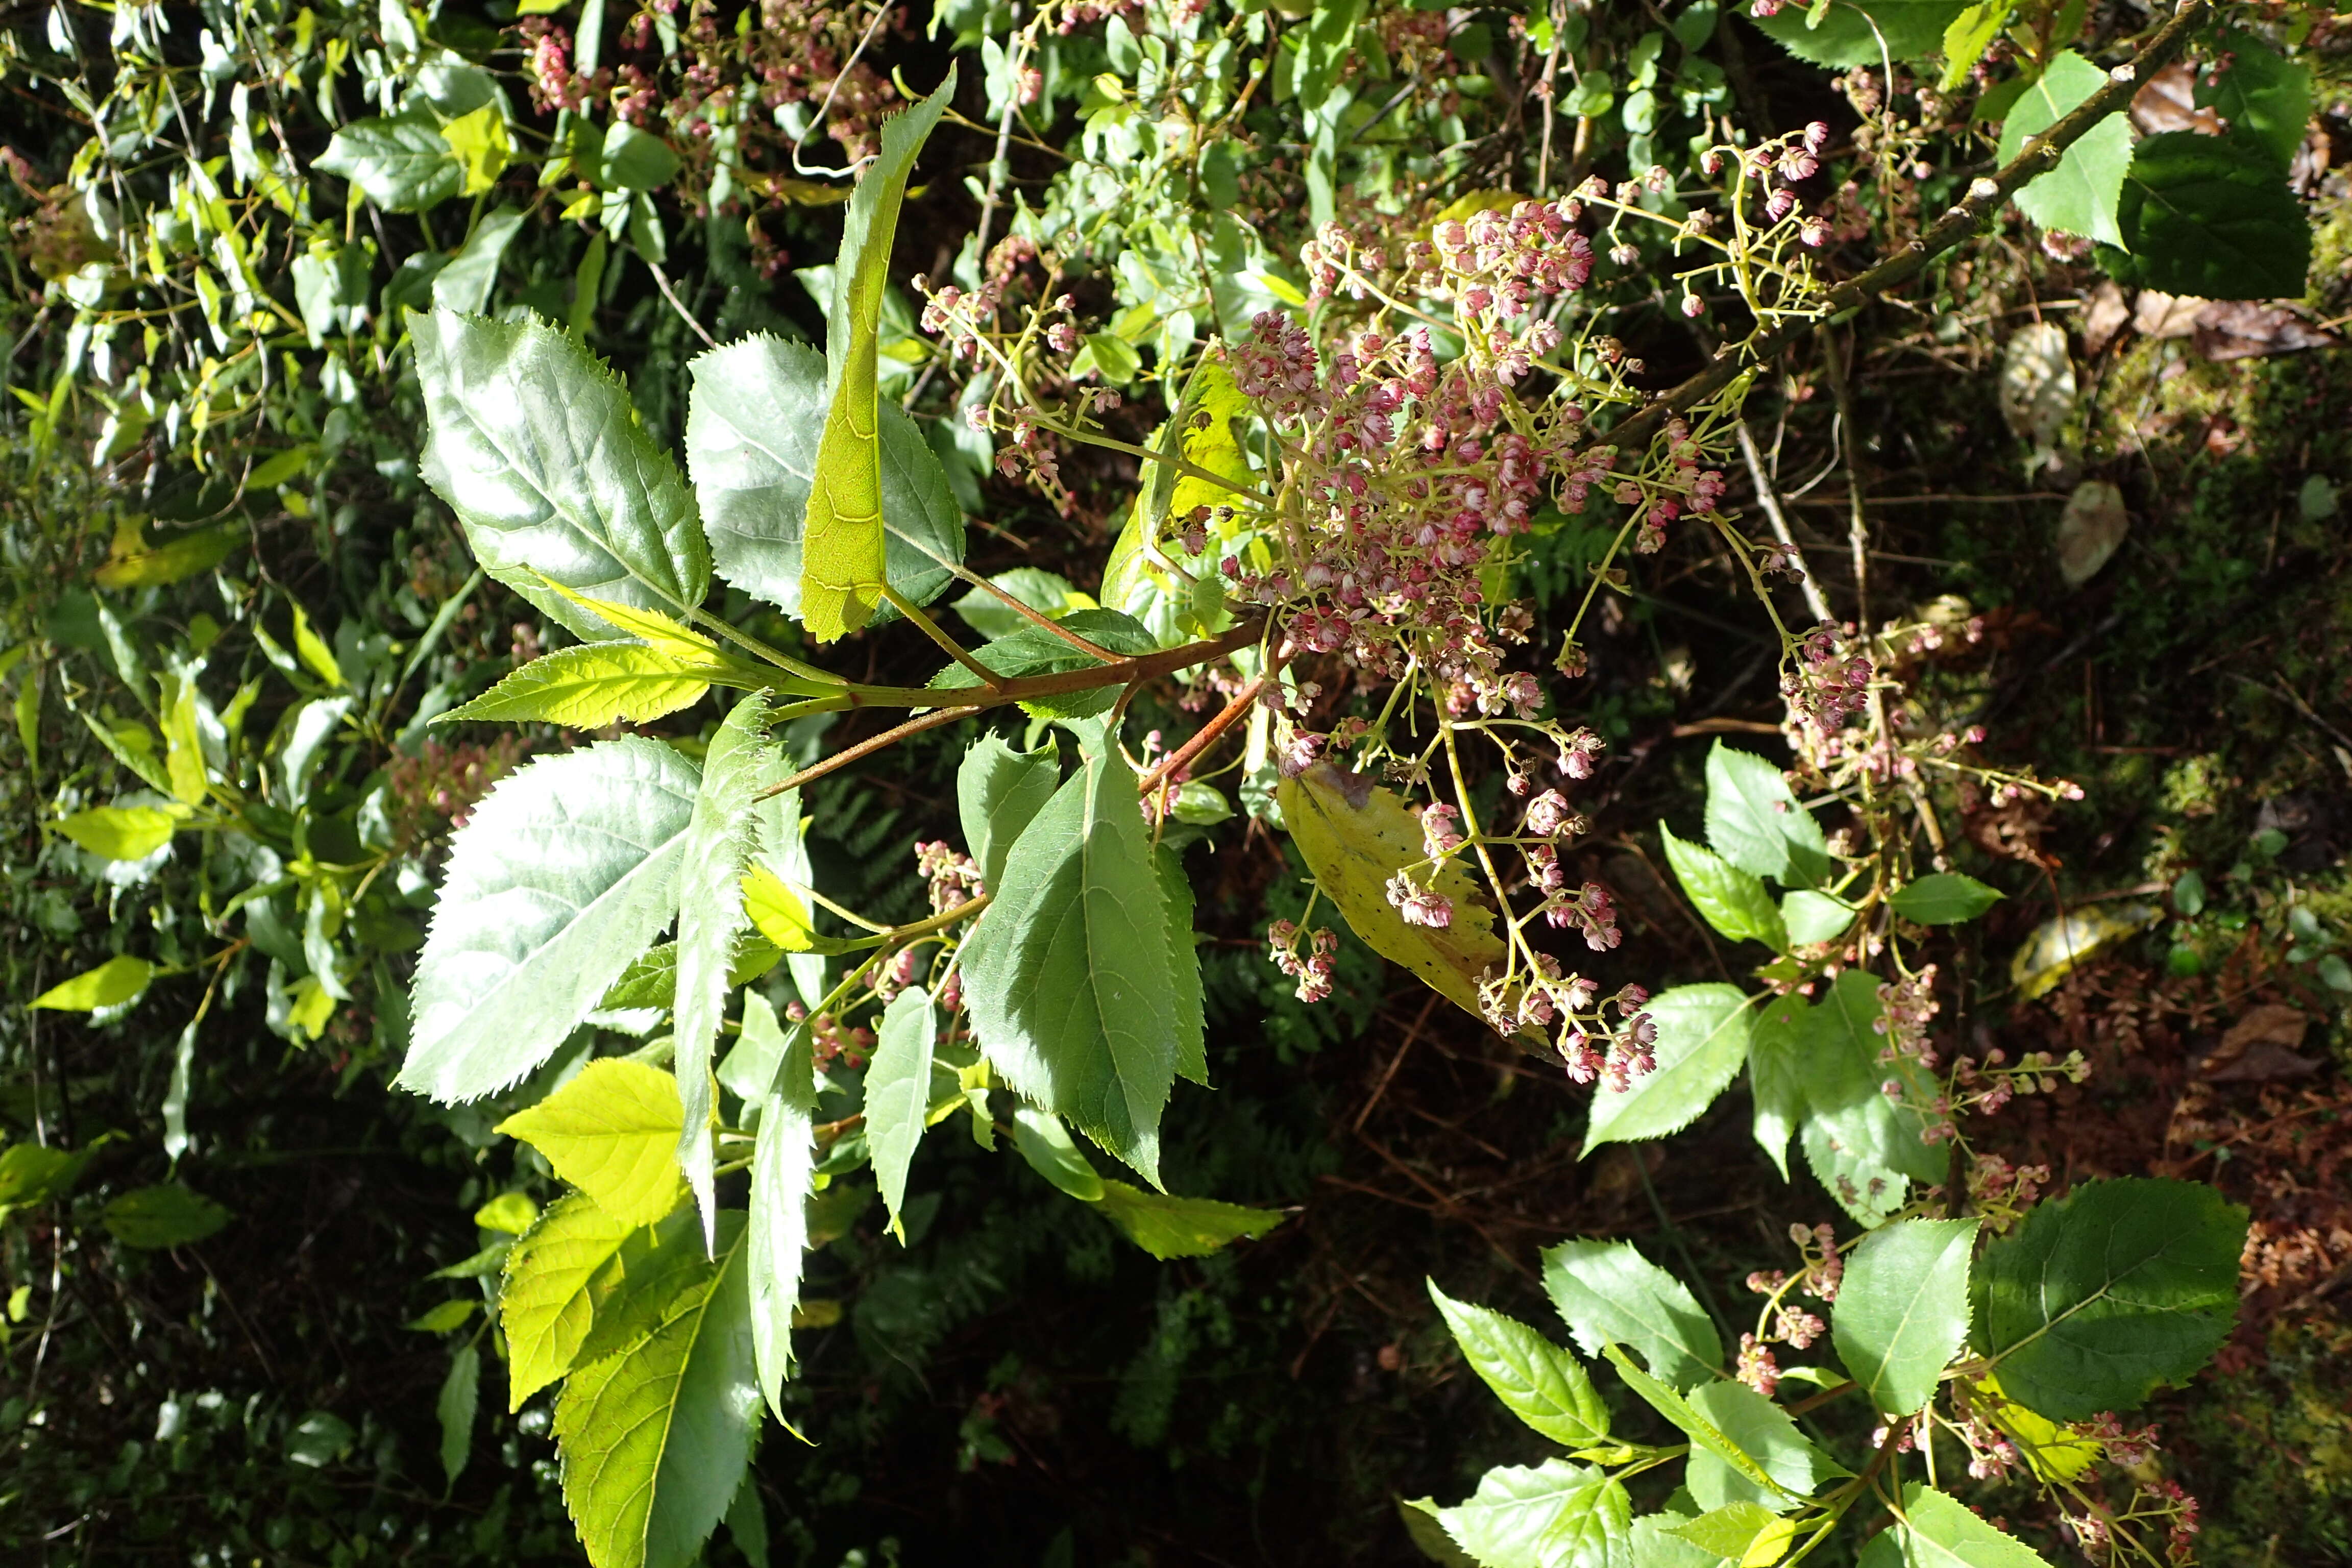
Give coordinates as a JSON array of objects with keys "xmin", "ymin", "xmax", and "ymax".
[{"xmin": 2174, "ymin": 1320, "xmax": 2352, "ymax": 1565}]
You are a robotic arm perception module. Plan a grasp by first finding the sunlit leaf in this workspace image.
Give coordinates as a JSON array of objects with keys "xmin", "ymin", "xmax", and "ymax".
[
  {"xmin": 1997, "ymin": 51, "xmax": 2130, "ymax": 248},
  {"xmin": 865, "ymin": 986, "xmax": 936, "ymax": 1242},
  {"xmin": 436, "ymin": 643, "xmax": 714, "ymax": 728},
  {"xmin": 1428, "ymin": 1281, "xmax": 1611, "ymax": 1448},
  {"xmin": 497, "ymin": 1059, "xmax": 688, "ymax": 1228},
  {"xmin": 1583, "ymin": 984, "xmax": 1754, "ymax": 1151},
  {"xmin": 1092, "ymin": 1181, "xmax": 1283, "ymax": 1259},
  {"xmin": 30, "ymin": 954, "xmax": 153, "ymax": 1011},
  {"xmin": 1540, "ymin": 1239, "xmax": 1721, "ymax": 1391},
  {"xmin": 1833, "ymin": 1217, "xmax": 1979, "ymax": 1418}
]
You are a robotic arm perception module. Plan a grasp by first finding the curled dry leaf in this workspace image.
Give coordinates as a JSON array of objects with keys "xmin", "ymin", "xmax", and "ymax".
[
  {"xmin": 2056, "ymin": 480, "xmax": 2130, "ymax": 586},
  {"xmin": 1998, "ymin": 322, "xmax": 2075, "ymax": 458},
  {"xmin": 2199, "ymin": 1002, "xmax": 2323, "ymax": 1083},
  {"xmin": 2130, "ymin": 62, "xmax": 2222, "ymax": 136}
]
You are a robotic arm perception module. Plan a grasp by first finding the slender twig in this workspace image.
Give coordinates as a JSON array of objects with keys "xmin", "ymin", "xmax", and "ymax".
[
  {"xmin": 813, "ymin": 615, "xmax": 1267, "ymax": 714},
  {"xmin": 1736, "ymin": 422, "xmax": 1833, "ymax": 624},
  {"xmin": 753, "ymin": 705, "xmax": 982, "ymax": 801},
  {"xmin": 1140, "ymin": 674, "xmax": 1269, "ymax": 798},
  {"xmin": 1606, "ymin": 0, "xmax": 2212, "ymax": 455},
  {"xmin": 949, "ymin": 564, "xmax": 1120, "ymax": 660},
  {"xmin": 646, "ymin": 259, "xmax": 719, "ymax": 350}
]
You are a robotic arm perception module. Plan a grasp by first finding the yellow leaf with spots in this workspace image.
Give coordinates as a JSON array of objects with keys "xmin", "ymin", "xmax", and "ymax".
[{"xmin": 1276, "ymin": 761, "xmax": 1506, "ymax": 1022}]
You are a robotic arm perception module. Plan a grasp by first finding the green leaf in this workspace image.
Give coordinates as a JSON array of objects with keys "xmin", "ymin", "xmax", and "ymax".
[
  {"xmin": 56, "ymin": 805, "xmax": 179, "ymax": 862},
  {"xmin": 2097, "ymin": 130, "xmax": 2312, "ymax": 301},
  {"xmin": 1750, "ymin": 0, "xmax": 1970, "ymax": 67},
  {"xmin": 957, "ymin": 733, "xmax": 1061, "ymax": 891},
  {"xmin": 962, "ymin": 738, "xmax": 1180, "ymax": 1184},
  {"xmin": 672, "ymin": 694, "xmax": 776, "ymax": 1240},
  {"xmin": 927, "ymin": 608, "xmax": 1161, "ymax": 719},
  {"xmin": 1890, "ymin": 873, "xmax": 2002, "ymax": 926},
  {"xmin": 1631, "ymin": 1510, "xmax": 1724, "ymax": 1567},
  {"xmin": 1668, "ymin": 1502, "xmax": 1788, "ymax": 1562},
  {"xmin": 1797, "ymin": 970, "xmax": 1945, "ymax": 1223},
  {"xmin": 1833, "ymin": 1217, "xmax": 1980, "ymax": 1417},
  {"xmin": 1601, "ymin": 1353, "xmax": 1806, "ymax": 1508},
  {"xmin": 440, "ymin": 104, "xmax": 512, "ymax": 197},
  {"xmin": 102, "ymin": 1184, "xmax": 231, "ymax": 1248},
  {"xmin": 432, "ymin": 205, "xmax": 524, "ymax": 315},
  {"xmin": 475, "ymin": 1191, "xmax": 541, "ymax": 1234},
  {"xmin": 411, "ymin": 308, "xmax": 710, "ymax": 643},
  {"xmin": 1093, "ymin": 1180, "xmax": 1284, "ymax": 1259},
  {"xmin": 30, "ymin": 954, "xmax": 153, "ymax": 1011},
  {"xmin": 502, "ymin": 1192, "xmax": 634, "ymax": 1408},
  {"xmin": 865, "ymin": 986, "xmax": 937, "ymax": 1242},
  {"xmin": 1400, "ymin": 1497, "xmax": 1481, "ymax": 1567},
  {"xmin": 684, "ymin": 335, "xmax": 965, "ymax": 623},
  {"xmin": 1435, "ymin": 1460, "xmax": 1630, "ymax": 1568},
  {"xmin": 436, "ymin": 643, "xmax": 715, "ymax": 728},
  {"xmin": 553, "ymin": 1217, "xmax": 758, "ymax": 1568},
  {"xmin": 1938, "ymin": 4, "xmax": 2003, "ymax": 92},
  {"xmin": 799, "ymin": 74, "xmax": 957, "ymax": 642},
  {"xmin": 747, "ymin": 1022, "xmax": 816, "ymax": 1417},
  {"xmin": 408, "ymin": 1299, "xmax": 481, "ymax": 1333},
  {"xmin": 0, "ymin": 1142, "xmax": 90, "ymax": 1211},
  {"xmin": 438, "ymin": 1343, "xmax": 480, "ymax": 1487},
  {"xmin": 601, "ymin": 122, "xmax": 682, "ymax": 190},
  {"xmin": 1583, "ymin": 984, "xmax": 1754, "ymax": 1151},
  {"xmin": 1427, "ymin": 1281, "xmax": 1611, "ymax": 1448},
  {"xmin": 1661, "ymin": 824, "xmax": 1787, "ymax": 947},
  {"xmin": 316, "ymin": 114, "xmax": 461, "ymax": 210},
  {"xmin": 1009, "ymin": 1105, "xmax": 1106, "ymax": 1202},
  {"xmin": 1156, "ymin": 845, "xmax": 1208, "ymax": 1086},
  {"xmin": 1540, "ymin": 1239, "xmax": 1721, "ymax": 1391},
  {"xmin": 1780, "ymin": 889, "xmax": 1856, "ymax": 945},
  {"xmin": 2194, "ymin": 30, "xmax": 2311, "ymax": 172},
  {"xmin": 402, "ymin": 739, "xmax": 701, "ymax": 1100},
  {"xmin": 1890, "ymin": 1483, "xmax": 2057, "ymax": 1566},
  {"xmin": 572, "ymin": 1209, "xmax": 718, "ymax": 1370},
  {"xmin": 1973, "ymin": 1177, "xmax": 2246, "ymax": 1422},
  {"xmin": 1748, "ymin": 995, "xmax": 1808, "ymax": 1182},
  {"xmin": 1685, "ymin": 1379, "xmax": 1846, "ymax": 1515},
  {"xmin": 1996, "ymin": 51, "xmax": 2130, "ymax": 248},
  {"xmin": 497, "ymin": 1059, "xmax": 687, "ymax": 1228},
  {"xmin": 951, "ymin": 568, "xmax": 1092, "ymax": 641},
  {"xmin": 1703, "ymin": 744, "xmax": 1830, "ymax": 885}
]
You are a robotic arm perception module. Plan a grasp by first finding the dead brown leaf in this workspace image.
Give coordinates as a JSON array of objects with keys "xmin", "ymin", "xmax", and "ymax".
[
  {"xmin": 2134, "ymin": 291, "xmax": 2204, "ymax": 340},
  {"xmin": 2192, "ymin": 301, "xmax": 2341, "ymax": 361},
  {"xmin": 2131, "ymin": 63, "xmax": 2222, "ymax": 136},
  {"xmin": 2083, "ymin": 280, "xmax": 2130, "ymax": 356},
  {"xmin": 2199, "ymin": 1003, "xmax": 2324, "ymax": 1083}
]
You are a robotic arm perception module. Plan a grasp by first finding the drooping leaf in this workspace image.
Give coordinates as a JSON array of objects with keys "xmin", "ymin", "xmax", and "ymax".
[
  {"xmin": 30, "ymin": 954, "xmax": 153, "ymax": 1011},
  {"xmin": 1888, "ymin": 873, "xmax": 2002, "ymax": 925},
  {"xmin": 1833, "ymin": 1217, "xmax": 1980, "ymax": 1417},
  {"xmin": 1435, "ymin": 1459, "xmax": 1630, "ymax": 1568},
  {"xmin": 435, "ymin": 643, "xmax": 714, "ymax": 728},
  {"xmin": 1093, "ymin": 1180, "xmax": 1284, "ymax": 1259},
  {"xmin": 1428, "ymin": 1281, "xmax": 1611, "ymax": 1448},
  {"xmin": 56, "ymin": 805, "xmax": 179, "ymax": 862},
  {"xmin": 798, "ymin": 74, "xmax": 957, "ymax": 641},
  {"xmin": 962, "ymin": 740, "xmax": 1180, "ymax": 1184},
  {"xmin": 553, "ymin": 1217, "xmax": 759, "ymax": 1568},
  {"xmin": 497, "ymin": 1059, "xmax": 687, "ymax": 1228},
  {"xmin": 1973, "ymin": 1177, "xmax": 2246, "ymax": 1421},
  {"xmin": 316, "ymin": 114, "xmax": 462, "ymax": 210},
  {"xmin": 1750, "ymin": 0, "xmax": 1970, "ymax": 67},
  {"xmin": 1748, "ymin": 995, "xmax": 1809, "ymax": 1181},
  {"xmin": 864, "ymin": 986, "xmax": 937, "ymax": 1242},
  {"xmin": 1996, "ymin": 51, "xmax": 2130, "ymax": 248},
  {"xmin": 402, "ymin": 739, "xmax": 701, "ymax": 1101},
  {"xmin": 672, "ymin": 694, "xmax": 776, "ymax": 1243},
  {"xmin": 1009, "ymin": 1105, "xmax": 1106, "ymax": 1202},
  {"xmin": 1540, "ymin": 1239, "xmax": 1721, "ymax": 1391},
  {"xmin": 438, "ymin": 1343, "xmax": 481, "ymax": 1487},
  {"xmin": 1889, "ymin": 1483, "xmax": 2057, "ymax": 1567},
  {"xmin": 1583, "ymin": 984, "xmax": 1755, "ymax": 1152},
  {"xmin": 1661, "ymin": 825, "xmax": 1785, "ymax": 947},
  {"xmin": 2097, "ymin": 130, "xmax": 2312, "ymax": 301},
  {"xmin": 684, "ymin": 335, "xmax": 965, "ymax": 621},
  {"xmin": 956, "ymin": 733, "xmax": 1061, "ymax": 890},
  {"xmin": 411, "ymin": 308, "xmax": 710, "ymax": 642},
  {"xmin": 102, "ymin": 1183, "xmax": 232, "ymax": 1248},
  {"xmin": 501, "ymin": 1191, "xmax": 636, "ymax": 1410},
  {"xmin": 1703, "ymin": 744, "xmax": 1830, "ymax": 885},
  {"xmin": 1277, "ymin": 761, "xmax": 1509, "ymax": 1024}
]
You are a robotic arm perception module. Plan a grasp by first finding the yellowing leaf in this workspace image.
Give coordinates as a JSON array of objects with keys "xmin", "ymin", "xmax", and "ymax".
[
  {"xmin": 496, "ymin": 1059, "xmax": 687, "ymax": 1228},
  {"xmin": 441, "ymin": 104, "xmax": 512, "ymax": 197},
  {"xmin": 1974, "ymin": 1371, "xmax": 2101, "ymax": 1483},
  {"xmin": 31, "ymin": 954, "xmax": 153, "ymax": 1011},
  {"xmin": 435, "ymin": 643, "xmax": 713, "ymax": 729},
  {"xmin": 290, "ymin": 601, "xmax": 345, "ymax": 688},
  {"xmin": 1164, "ymin": 357, "xmax": 1256, "ymax": 522},
  {"xmin": 799, "ymin": 73, "xmax": 955, "ymax": 643},
  {"xmin": 287, "ymin": 974, "xmax": 336, "ymax": 1040},
  {"xmin": 159, "ymin": 674, "xmax": 208, "ymax": 805},
  {"xmin": 1275, "ymin": 761, "xmax": 1505, "ymax": 1021},
  {"xmin": 740, "ymin": 865, "xmax": 817, "ymax": 951},
  {"xmin": 92, "ymin": 519, "xmax": 242, "ymax": 589},
  {"xmin": 534, "ymin": 576, "xmax": 727, "ymax": 665},
  {"xmin": 2010, "ymin": 902, "xmax": 2161, "ymax": 1000},
  {"xmin": 56, "ymin": 804, "xmax": 182, "ymax": 862},
  {"xmin": 474, "ymin": 1190, "xmax": 542, "ymax": 1234}
]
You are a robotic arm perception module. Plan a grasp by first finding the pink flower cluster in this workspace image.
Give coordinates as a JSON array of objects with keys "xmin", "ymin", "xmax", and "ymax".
[
  {"xmin": 1785, "ymin": 621, "xmax": 1875, "ymax": 730},
  {"xmin": 1267, "ymin": 919, "xmax": 1339, "ymax": 1003},
  {"xmin": 915, "ymin": 838, "xmax": 984, "ymax": 913}
]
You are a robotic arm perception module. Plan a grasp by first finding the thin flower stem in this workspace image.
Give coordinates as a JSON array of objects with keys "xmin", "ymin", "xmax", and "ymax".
[{"xmin": 880, "ymin": 582, "xmax": 1006, "ymax": 689}]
